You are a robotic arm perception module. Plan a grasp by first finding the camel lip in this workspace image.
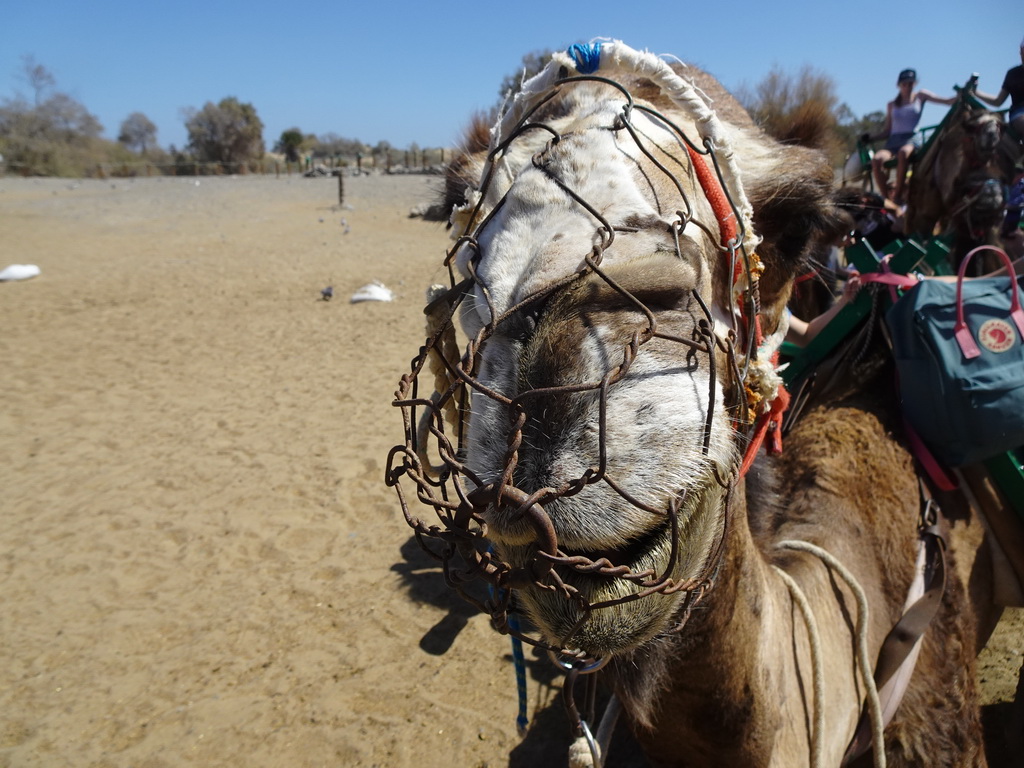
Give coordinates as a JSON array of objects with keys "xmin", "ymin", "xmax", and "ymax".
[
  {"xmin": 516, "ymin": 515, "xmax": 683, "ymax": 656},
  {"xmin": 500, "ymin": 484, "xmax": 723, "ymax": 656},
  {"xmin": 491, "ymin": 515, "xmax": 674, "ymax": 589},
  {"xmin": 556, "ymin": 517, "xmax": 672, "ymax": 575}
]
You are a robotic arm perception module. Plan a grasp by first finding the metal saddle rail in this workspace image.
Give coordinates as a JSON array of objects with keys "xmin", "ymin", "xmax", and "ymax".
[{"xmin": 780, "ymin": 236, "xmax": 951, "ymax": 383}]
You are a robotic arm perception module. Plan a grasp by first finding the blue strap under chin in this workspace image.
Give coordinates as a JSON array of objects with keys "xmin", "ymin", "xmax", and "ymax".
[
  {"xmin": 507, "ymin": 612, "xmax": 530, "ymax": 737},
  {"xmin": 567, "ymin": 42, "xmax": 602, "ymax": 75},
  {"xmin": 486, "ymin": 545, "xmax": 530, "ymax": 736}
]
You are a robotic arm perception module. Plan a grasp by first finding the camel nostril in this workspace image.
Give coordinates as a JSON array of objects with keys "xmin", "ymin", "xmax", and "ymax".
[{"xmin": 468, "ymin": 482, "xmax": 560, "ymax": 559}]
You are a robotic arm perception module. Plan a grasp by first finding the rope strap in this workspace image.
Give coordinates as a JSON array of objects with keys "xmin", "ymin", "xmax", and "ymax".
[
  {"xmin": 739, "ymin": 359, "xmax": 790, "ymax": 478},
  {"xmin": 841, "ymin": 492, "xmax": 948, "ymax": 766},
  {"xmin": 777, "ymin": 539, "xmax": 887, "ymax": 768},
  {"xmin": 772, "ymin": 565, "xmax": 825, "ymax": 767},
  {"xmin": 684, "ymin": 143, "xmax": 737, "ymax": 253}
]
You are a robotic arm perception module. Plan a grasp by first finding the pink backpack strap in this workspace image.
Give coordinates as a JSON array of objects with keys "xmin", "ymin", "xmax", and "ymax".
[
  {"xmin": 954, "ymin": 245, "xmax": 1024, "ymax": 360},
  {"xmin": 858, "ymin": 272, "xmax": 919, "ymax": 290},
  {"xmin": 903, "ymin": 418, "xmax": 958, "ymax": 491}
]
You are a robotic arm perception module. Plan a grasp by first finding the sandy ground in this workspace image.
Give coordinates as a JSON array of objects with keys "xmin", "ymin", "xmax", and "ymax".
[{"xmin": 1, "ymin": 173, "xmax": 1021, "ymax": 768}]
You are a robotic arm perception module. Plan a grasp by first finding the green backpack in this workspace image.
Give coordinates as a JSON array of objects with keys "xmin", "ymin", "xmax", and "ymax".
[{"xmin": 886, "ymin": 246, "xmax": 1024, "ymax": 467}]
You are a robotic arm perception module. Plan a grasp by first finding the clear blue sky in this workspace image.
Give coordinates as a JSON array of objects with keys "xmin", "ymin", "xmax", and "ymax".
[{"xmin": 2, "ymin": 0, "xmax": 1020, "ymax": 153}]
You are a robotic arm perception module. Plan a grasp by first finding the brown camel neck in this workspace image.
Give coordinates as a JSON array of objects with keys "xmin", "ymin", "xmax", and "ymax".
[
  {"xmin": 614, "ymin": 396, "xmax": 938, "ymax": 766},
  {"xmin": 624, "ymin": 483, "xmax": 799, "ymax": 767}
]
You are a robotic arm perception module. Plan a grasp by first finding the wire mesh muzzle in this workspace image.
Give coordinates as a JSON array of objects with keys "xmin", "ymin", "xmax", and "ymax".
[
  {"xmin": 388, "ymin": 256, "xmax": 741, "ymax": 657},
  {"xmin": 387, "ymin": 74, "xmax": 759, "ymax": 658}
]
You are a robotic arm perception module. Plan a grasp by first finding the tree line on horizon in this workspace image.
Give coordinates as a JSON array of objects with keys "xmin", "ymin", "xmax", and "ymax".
[
  {"xmin": 0, "ymin": 57, "xmax": 426, "ymax": 177},
  {"xmin": 1, "ymin": 53, "xmax": 885, "ymax": 178}
]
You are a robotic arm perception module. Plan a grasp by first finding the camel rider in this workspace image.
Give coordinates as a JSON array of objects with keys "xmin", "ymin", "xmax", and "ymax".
[
  {"xmin": 864, "ymin": 69, "xmax": 955, "ymax": 205},
  {"xmin": 975, "ymin": 36, "xmax": 1024, "ymax": 145}
]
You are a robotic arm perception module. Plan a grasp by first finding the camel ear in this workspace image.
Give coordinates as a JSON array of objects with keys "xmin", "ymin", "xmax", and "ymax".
[{"xmin": 743, "ymin": 144, "xmax": 844, "ymax": 331}]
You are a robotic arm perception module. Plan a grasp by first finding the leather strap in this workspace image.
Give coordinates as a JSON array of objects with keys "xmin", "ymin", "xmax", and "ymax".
[{"xmin": 841, "ymin": 486, "xmax": 947, "ymax": 765}]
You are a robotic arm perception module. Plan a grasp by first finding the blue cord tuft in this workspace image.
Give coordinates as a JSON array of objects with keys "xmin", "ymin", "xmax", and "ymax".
[
  {"xmin": 487, "ymin": 545, "xmax": 530, "ymax": 736},
  {"xmin": 568, "ymin": 42, "xmax": 602, "ymax": 75},
  {"xmin": 507, "ymin": 613, "xmax": 530, "ymax": 737}
]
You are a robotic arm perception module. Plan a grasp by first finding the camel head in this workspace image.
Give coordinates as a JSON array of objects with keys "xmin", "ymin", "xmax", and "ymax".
[
  {"xmin": 391, "ymin": 42, "xmax": 840, "ymax": 661},
  {"xmin": 963, "ymin": 108, "xmax": 1003, "ymax": 163}
]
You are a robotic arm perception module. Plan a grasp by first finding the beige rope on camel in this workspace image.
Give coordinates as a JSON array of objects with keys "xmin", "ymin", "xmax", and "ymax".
[
  {"xmin": 568, "ymin": 547, "xmax": 877, "ymax": 768},
  {"xmin": 417, "ymin": 284, "xmax": 464, "ymax": 477},
  {"xmin": 569, "ymin": 546, "xmax": 880, "ymax": 768},
  {"xmin": 772, "ymin": 565, "xmax": 825, "ymax": 767},
  {"xmin": 567, "ymin": 694, "xmax": 621, "ymax": 768},
  {"xmin": 777, "ymin": 540, "xmax": 886, "ymax": 768}
]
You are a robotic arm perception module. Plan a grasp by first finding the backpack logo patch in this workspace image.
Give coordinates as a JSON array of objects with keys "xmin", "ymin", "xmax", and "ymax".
[{"xmin": 978, "ymin": 318, "xmax": 1016, "ymax": 353}]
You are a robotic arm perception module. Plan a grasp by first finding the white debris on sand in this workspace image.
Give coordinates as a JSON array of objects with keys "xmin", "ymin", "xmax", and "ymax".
[
  {"xmin": 0, "ymin": 264, "xmax": 41, "ymax": 282},
  {"xmin": 349, "ymin": 281, "xmax": 393, "ymax": 303}
]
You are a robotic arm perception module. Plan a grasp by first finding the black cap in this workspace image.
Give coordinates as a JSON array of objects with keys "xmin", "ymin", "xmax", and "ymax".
[{"xmin": 898, "ymin": 68, "xmax": 917, "ymax": 82}]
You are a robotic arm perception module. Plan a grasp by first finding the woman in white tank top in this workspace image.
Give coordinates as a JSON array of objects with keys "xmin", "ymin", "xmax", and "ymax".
[{"xmin": 867, "ymin": 69, "xmax": 954, "ymax": 204}]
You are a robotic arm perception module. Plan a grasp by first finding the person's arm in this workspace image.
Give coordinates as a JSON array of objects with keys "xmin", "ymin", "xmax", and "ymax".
[
  {"xmin": 975, "ymin": 87, "xmax": 1009, "ymax": 108},
  {"xmin": 978, "ymin": 256, "xmax": 1022, "ymax": 278},
  {"xmin": 786, "ymin": 313, "xmax": 810, "ymax": 345},
  {"xmin": 785, "ymin": 274, "xmax": 863, "ymax": 346},
  {"xmin": 919, "ymin": 89, "xmax": 956, "ymax": 107}
]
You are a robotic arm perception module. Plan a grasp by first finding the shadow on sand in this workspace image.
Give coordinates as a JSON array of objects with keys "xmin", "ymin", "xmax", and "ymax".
[{"xmin": 390, "ymin": 535, "xmax": 648, "ymax": 767}]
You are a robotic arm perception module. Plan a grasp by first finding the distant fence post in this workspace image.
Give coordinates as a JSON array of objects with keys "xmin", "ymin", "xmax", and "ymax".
[{"xmin": 338, "ymin": 173, "xmax": 344, "ymax": 205}]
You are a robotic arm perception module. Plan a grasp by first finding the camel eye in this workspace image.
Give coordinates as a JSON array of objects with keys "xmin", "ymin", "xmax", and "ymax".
[{"xmin": 500, "ymin": 306, "xmax": 540, "ymax": 344}]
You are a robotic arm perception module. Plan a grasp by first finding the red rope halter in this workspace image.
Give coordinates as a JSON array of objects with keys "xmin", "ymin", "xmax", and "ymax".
[{"xmin": 684, "ymin": 145, "xmax": 786, "ymax": 474}]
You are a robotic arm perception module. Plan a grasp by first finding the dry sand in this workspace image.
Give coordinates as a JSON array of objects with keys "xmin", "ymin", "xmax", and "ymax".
[{"xmin": 1, "ymin": 173, "xmax": 1021, "ymax": 767}]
